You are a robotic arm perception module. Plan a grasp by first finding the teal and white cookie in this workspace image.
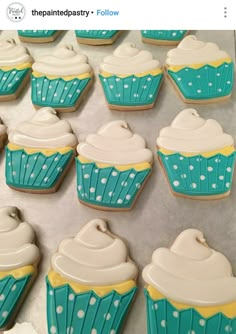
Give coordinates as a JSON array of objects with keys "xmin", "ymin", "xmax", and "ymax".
[
  {"xmin": 31, "ymin": 45, "xmax": 93, "ymax": 112},
  {"xmin": 18, "ymin": 30, "xmax": 61, "ymax": 43},
  {"xmin": 166, "ymin": 35, "xmax": 234, "ymax": 103},
  {"xmin": 141, "ymin": 30, "xmax": 188, "ymax": 45},
  {"xmin": 75, "ymin": 30, "xmax": 121, "ymax": 45}
]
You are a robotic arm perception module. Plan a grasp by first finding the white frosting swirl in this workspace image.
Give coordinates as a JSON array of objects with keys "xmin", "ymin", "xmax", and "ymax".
[
  {"xmin": 77, "ymin": 120, "xmax": 153, "ymax": 165},
  {"xmin": 0, "ymin": 118, "xmax": 6, "ymax": 136},
  {"xmin": 8, "ymin": 107, "xmax": 77, "ymax": 149},
  {"xmin": 166, "ymin": 35, "xmax": 230, "ymax": 66},
  {"xmin": 143, "ymin": 229, "xmax": 236, "ymax": 306},
  {"xmin": 156, "ymin": 109, "xmax": 234, "ymax": 153},
  {"xmin": 32, "ymin": 45, "xmax": 92, "ymax": 76},
  {"xmin": 51, "ymin": 219, "xmax": 138, "ymax": 285},
  {"xmin": 0, "ymin": 39, "xmax": 33, "ymax": 67},
  {"xmin": 100, "ymin": 42, "xmax": 161, "ymax": 75},
  {"xmin": 0, "ymin": 207, "xmax": 40, "ymax": 271}
]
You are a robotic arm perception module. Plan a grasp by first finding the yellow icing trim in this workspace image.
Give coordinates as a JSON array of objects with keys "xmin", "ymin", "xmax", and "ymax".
[
  {"xmin": 147, "ymin": 285, "xmax": 236, "ymax": 318},
  {"xmin": 32, "ymin": 71, "xmax": 93, "ymax": 81},
  {"xmin": 0, "ymin": 265, "xmax": 35, "ymax": 280},
  {"xmin": 100, "ymin": 68, "xmax": 163, "ymax": 78},
  {"xmin": 78, "ymin": 156, "xmax": 152, "ymax": 171},
  {"xmin": 167, "ymin": 58, "xmax": 232, "ymax": 72},
  {"xmin": 48, "ymin": 271, "xmax": 136, "ymax": 296},
  {"xmin": 1, "ymin": 63, "xmax": 32, "ymax": 71},
  {"xmin": 8, "ymin": 143, "xmax": 74, "ymax": 156},
  {"xmin": 158, "ymin": 146, "xmax": 235, "ymax": 157}
]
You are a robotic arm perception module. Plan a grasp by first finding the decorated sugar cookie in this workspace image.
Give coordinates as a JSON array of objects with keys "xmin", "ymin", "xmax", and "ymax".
[
  {"xmin": 0, "ymin": 207, "xmax": 40, "ymax": 330},
  {"xmin": 141, "ymin": 30, "xmax": 188, "ymax": 46},
  {"xmin": 0, "ymin": 39, "xmax": 33, "ymax": 101},
  {"xmin": 156, "ymin": 109, "xmax": 235, "ymax": 199},
  {"xmin": 75, "ymin": 30, "xmax": 122, "ymax": 45},
  {"xmin": 165, "ymin": 35, "xmax": 234, "ymax": 103},
  {"xmin": 6, "ymin": 107, "xmax": 77, "ymax": 193},
  {"xmin": 47, "ymin": 219, "xmax": 138, "ymax": 334},
  {"xmin": 99, "ymin": 42, "xmax": 163, "ymax": 111},
  {"xmin": 76, "ymin": 120, "xmax": 153, "ymax": 210},
  {"xmin": 143, "ymin": 229, "xmax": 236, "ymax": 334},
  {"xmin": 18, "ymin": 30, "xmax": 61, "ymax": 43},
  {"xmin": 31, "ymin": 45, "xmax": 93, "ymax": 112}
]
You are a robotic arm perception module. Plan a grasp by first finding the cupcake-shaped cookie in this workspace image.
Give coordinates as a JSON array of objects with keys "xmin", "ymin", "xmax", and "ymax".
[
  {"xmin": 0, "ymin": 39, "xmax": 33, "ymax": 101},
  {"xmin": 166, "ymin": 35, "xmax": 234, "ymax": 103},
  {"xmin": 31, "ymin": 45, "xmax": 93, "ymax": 112},
  {"xmin": 0, "ymin": 118, "xmax": 7, "ymax": 152},
  {"xmin": 156, "ymin": 109, "xmax": 235, "ymax": 199},
  {"xmin": 76, "ymin": 120, "xmax": 153, "ymax": 210},
  {"xmin": 18, "ymin": 30, "xmax": 61, "ymax": 43},
  {"xmin": 75, "ymin": 30, "xmax": 122, "ymax": 45},
  {"xmin": 143, "ymin": 229, "xmax": 236, "ymax": 334},
  {"xmin": 47, "ymin": 219, "xmax": 138, "ymax": 334},
  {"xmin": 99, "ymin": 43, "xmax": 163, "ymax": 111},
  {"xmin": 141, "ymin": 30, "xmax": 188, "ymax": 46},
  {"xmin": 6, "ymin": 107, "xmax": 77, "ymax": 193},
  {"xmin": 0, "ymin": 207, "xmax": 40, "ymax": 330}
]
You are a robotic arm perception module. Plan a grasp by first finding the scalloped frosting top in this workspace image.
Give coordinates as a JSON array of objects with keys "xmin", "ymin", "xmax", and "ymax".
[
  {"xmin": 143, "ymin": 229, "xmax": 236, "ymax": 306},
  {"xmin": 166, "ymin": 35, "xmax": 230, "ymax": 66},
  {"xmin": 156, "ymin": 109, "xmax": 234, "ymax": 153},
  {"xmin": 0, "ymin": 118, "xmax": 6, "ymax": 136},
  {"xmin": 51, "ymin": 219, "xmax": 138, "ymax": 285},
  {"xmin": 0, "ymin": 207, "xmax": 40, "ymax": 271},
  {"xmin": 32, "ymin": 45, "xmax": 92, "ymax": 76},
  {"xmin": 77, "ymin": 120, "xmax": 153, "ymax": 165},
  {"xmin": 100, "ymin": 42, "xmax": 161, "ymax": 75},
  {"xmin": 8, "ymin": 107, "xmax": 77, "ymax": 149},
  {"xmin": 0, "ymin": 39, "xmax": 33, "ymax": 67}
]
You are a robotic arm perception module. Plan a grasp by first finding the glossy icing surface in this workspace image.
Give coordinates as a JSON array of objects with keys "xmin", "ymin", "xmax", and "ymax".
[
  {"xmin": 75, "ymin": 30, "xmax": 118, "ymax": 39},
  {"xmin": 51, "ymin": 219, "xmax": 138, "ymax": 285},
  {"xmin": 100, "ymin": 42, "xmax": 161, "ymax": 75},
  {"xmin": 141, "ymin": 30, "xmax": 187, "ymax": 41},
  {"xmin": 156, "ymin": 109, "xmax": 234, "ymax": 153},
  {"xmin": 8, "ymin": 107, "xmax": 77, "ymax": 149},
  {"xmin": 0, "ymin": 39, "xmax": 33, "ymax": 67},
  {"xmin": 32, "ymin": 45, "xmax": 92, "ymax": 76},
  {"xmin": 166, "ymin": 35, "xmax": 230, "ymax": 66},
  {"xmin": 143, "ymin": 229, "xmax": 236, "ymax": 306},
  {"xmin": 0, "ymin": 207, "xmax": 40, "ymax": 271},
  {"xmin": 77, "ymin": 120, "xmax": 153, "ymax": 165}
]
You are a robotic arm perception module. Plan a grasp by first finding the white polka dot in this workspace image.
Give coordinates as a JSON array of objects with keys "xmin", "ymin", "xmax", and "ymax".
[
  {"xmin": 90, "ymin": 297, "xmax": 96, "ymax": 305},
  {"xmin": 90, "ymin": 187, "xmax": 95, "ymax": 193},
  {"xmin": 173, "ymin": 181, "xmax": 179, "ymax": 187},
  {"xmin": 2, "ymin": 77, "xmax": 6, "ymax": 80},
  {"xmin": 126, "ymin": 194, "xmax": 131, "ymax": 200},
  {"xmin": 109, "ymin": 85, "xmax": 114, "ymax": 89},
  {"xmin": 227, "ymin": 167, "xmax": 232, "ymax": 172},
  {"xmin": 84, "ymin": 174, "xmax": 90, "ymax": 179},
  {"xmin": 142, "ymin": 85, "xmax": 147, "ymax": 89},
  {"xmin": 219, "ymin": 175, "xmax": 224, "ymax": 180},
  {"xmin": 149, "ymin": 94, "xmax": 153, "ymax": 98},
  {"xmin": 121, "ymin": 181, "xmax": 128, "ymax": 187},
  {"xmin": 56, "ymin": 306, "xmax": 63, "ymax": 314},
  {"xmin": 225, "ymin": 325, "xmax": 232, "ymax": 332},
  {"xmin": 110, "ymin": 330, "xmax": 116, "ymax": 334},
  {"xmin": 101, "ymin": 178, "xmax": 107, "ymax": 184},
  {"xmin": 73, "ymin": 81, "xmax": 77, "ymax": 85},
  {"xmin": 42, "ymin": 97, "xmax": 46, "ymax": 101},
  {"xmin": 208, "ymin": 82, "xmax": 213, "ymax": 86},
  {"xmin": 96, "ymin": 196, "xmax": 102, "ymax": 201},
  {"xmin": 117, "ymin": 199, "xmax": 123, "ymax": 204},
  {"xmin": 69, "ymin": 294, "xmax": 74, "ymax": 301},
  {"xmin": 132, "ymin": 78, "xmax": 136, "ymax": 82},
  {"xmin": 218, "ymin": 88, "xmax": 222, "ymax": 92},
  {"xmin": 54, "ymin": 93, "xmax": 57, "ymax": 97},
  {"xmin": 50, "ymin": 326, "xmax": 57, "ymax": 334},
  {"xmin": 179, "ymin": 156, "xmax": 184, "ymax": 160},
  {"xmin": 109, "ymin": 192, "xmax": 113, "ymax": 197},
  {"xmin": 8, "ymin": 83, "xmax": 12, "ymax": 87},
  {"xmin": 177, "ymin": 77, "xmax": 181, "ymax": 81},
  {"xmin": 78, "ymin": 185, "xmax": 82, "ymax": 191},
  {"xmin": 181, "ymin": 174, "xmax": 187, "ymax": 179},
  {"xmin": 30, "ymin": 173, "xmax": 35, "ymax": 178},
  {"xmin": 165, "ymin": 157, "xmax": 168, "ymax": 160},
  {"xmin": 207, "ymin": 167, "xmax": 213, "ymax": 172},
  {"xmin": 189, "ymin": 165, "xmax": 194, "ymax": 170},
  {"xmin": 199, "ymin": 319, "xmax": 205, "ymax": 326},
  {"xmin": 200, "ymin": 175, "xmax": 205, "ymax": 181},
  {"xmin": 49, "ymin": 290, "xmax": 53, "ymax": 296},
  {"xmin": 188, "ymin": 82, "xmax": 193, "ymax": 86},
  {"xmin": 136, "ymin": 183, "xmax": 141, "ymax": 189},
  {"xmin": 12, "ymin": 171, "xmax": 16, "ymax": 176},
  {"xmin": 77, "ymin": 310, "xmax": 85, "ymax": 318},
  {"xmin": 215, "ymin": 158, "xmax": 220, "ymax": 163},
  {"xmin": 114, "ymin": 300, "xmax": 120, "ymax": 307},
  {"xmin": 154, "ymin": 303, "xmax": 158, "ymax": 310},
  {"xmin": 116, "ymin": 94, "xmax": 121, "ymax": 97},
  {"xmin": 173, "ymin": 311, "xmax": 179, "ymax": 318},
  {"xmin": 173, "ymin": 165, "xmax": 178, "ymax": 170},
  {"xmin": 68, "ymin": 94, "xmax": 72, "ymax": 98},
  {"xmin": 11, "ymin": 285, "xmax": 16, "ymax": 291},
  {"xmin": 38, "ymin": 91, "xmax": 41, "ymax": 95},
  {"xmin": 112, "ymin": 171, "xmax": 118, "ymax": 176},
  {"xmin": 77, "ymin": 89, "xmax": 81, "ymax": 93},
  {"xmin": 60, "ymin": 100, "xmax": 64, "ymax": 103},
  {"xmin": 115, "ymin": 78, "xmax": 120, "ymax": 82},
  {"xmin": 22, "ymin": 154, "xmax": 25, "ymax": 159},
  {"xmin": 104, "ymin": 313, "xmax": 111, "ymax": 320},
  {"xmin": 188, "ymin": 331, "xmax": 195, "ymax": 334},
  {"xmin": 133, "ymin": 93, "xmax": 139, "ymax": 97},
  {"xmin": 196, "ymin": 75, "xmax": 201, "ymax": 78},
  {"xmin": 57, "ymin": 167, "xmax": 62, "ymax": 172},
  {"xmin": 124, "ymin": 84, "xmax": 129, "ymax": 88},
  {"xmin": 91, "ymin": 329, "xmax": 97, "ymax": 334},
  {"xmin": 212, "ymin": 184, "xmax": 217, "ymax": 189},
  {"xmin": 67, "ymin": 328, "xmax": 74, "ymax": 334},
  {"xmin": 129, "ymin": 173, "xmax": 135, "ymax": 178},
  {"xmin": 147, "ymin": 77, "xmax": 152, "ymax": 81},
  {"xmin": 227, "ymin": 81, "xmax": 231, "ymax": 84},
  {"xmin": 42, "ymin": 164, "xmax": 47, "ymax": 170},
  {"xmin": 0, "ymin": 295, "xmax": 4, "ymax": 301},
  {"xmin": 226, "ymin": 182, "xmax": 230, "ymax": 188},
  {"xmin": 161, "ymin": 320, "xmax": 166, "ymax": 327},
  {"xmin": 191, "ymin": 183, "xmax": 197, "ymax": 189},
  {"xmin": 197, "ymin": 89, "xmax": 202, "ymax": 93},
  {"xmin": 216, "ymin": 73, "xmax": 221, "ymax": 76},
  {"xmin": 54, "ymin": 157, "xmax": 59, "ymax": 161}
]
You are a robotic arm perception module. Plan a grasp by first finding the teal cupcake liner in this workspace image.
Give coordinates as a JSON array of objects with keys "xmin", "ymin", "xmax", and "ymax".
[
  {"xmin": 141, "ymin": 30, "xmax": 187, "ymax": 41},
  {"xmin": 76, "ymin": 159, "xmax": 151, "ymax": 209},
  {"xmin": 158, "ymin": 151, "xmax": 236, "ymax": 197},
  {"xmin": 99, "ymin": 73, "xmax": 163, "ymax": 107},
  {"xmin": 31, "ymin": 75, "xmax": 91, "ymax": 109},
  {"xmin": 0, "ymin": 273, "xmax": 32, "ymax": 329},
  {"xmin": 18, "ymin": 30, "xmax": 58, "ymax": 38},
  {"xmin": 5, "ymin": 146, "xmax": 74, "ymax": 191},
  {"xmin": 47, "ymin": 277, "xmax": 137, "ymax": 334},
  {"xmin": 75, "ymin": 30, "xmax": 118, "ymax": 39},
  {"xmin": 145, "ymin": 289, "xmax": 236, "ymax": 334},
  {"xmin": 167, "ymin": 62, "xmax": 234, "ymax": 100},
  {"xmin": 0, "ymin": 68, "xmax": 30, "ymax": 96}
]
